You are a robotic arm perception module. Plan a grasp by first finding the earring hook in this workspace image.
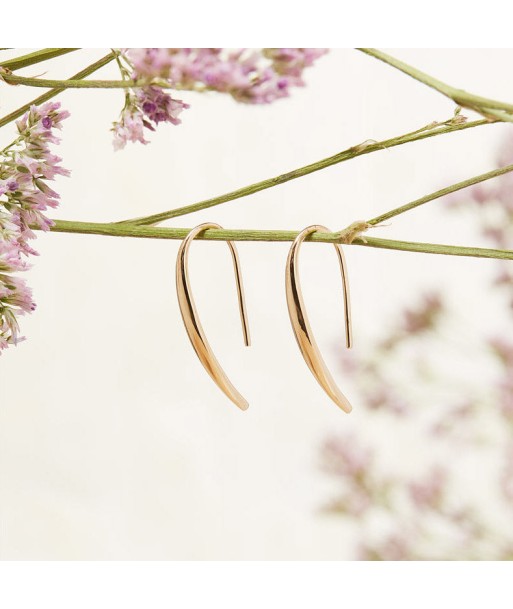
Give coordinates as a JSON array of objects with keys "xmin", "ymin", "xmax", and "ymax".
[
  {"xmin": 285, "ymin": 225, "xmax": 353, "ymax": 413},
  {"xmin": 176, "ymin": 223, "xmax": 250, "ymax": 410}
]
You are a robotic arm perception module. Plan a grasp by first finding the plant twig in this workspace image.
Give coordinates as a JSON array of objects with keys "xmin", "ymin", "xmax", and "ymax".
[
  {"xmin": 358, "ymin": 237, "xmax": 513, "ymax": 260},
  {"xmin": 50, "ymin": 219, "xmax": 362, "ymax": 243},
  {"xmin": 0, "ymin": 52, "xmax": 118, "ymax": 129},
  {"xmin": 0, "ymin": 48, "xmax": 80, "ymax": 72},
  {"xmin": 0, "ymin": 73, "xmax": 167, "ymax": 89},
  {"xmin": 367, "ymin": 163, "xmax": 513, "ymax": 226},
  {"xmin": 46, "ymin": 219, "xmax": 513, "ymax": 261},
  {"xmin": 115, "ymin": 117, "xmax": 493, "ymax": 226},
  {"xmin": 358, "ymin": 48, "xmax": 513, "ymax": 122}
]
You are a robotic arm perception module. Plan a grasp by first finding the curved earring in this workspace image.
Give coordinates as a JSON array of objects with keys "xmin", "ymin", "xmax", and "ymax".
[
  {"xmin": 176, "ymin": 223, "xmax": 251, "ymax": 411},
  {"xmin": 285, "ymin": 225, "xmax": 353, "ymax": 413}
]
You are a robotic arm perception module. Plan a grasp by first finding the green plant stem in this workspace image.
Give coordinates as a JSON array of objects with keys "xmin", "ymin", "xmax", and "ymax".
[
  {"xmin": 0, "ymin": 73, "xmax": 165, "ymax": 89},
  {"xmin": 47, "ymin": 219, "xmax": 513, "ymax": 260},
  {"xmin": 357, "ymin": 237, "xmax": 513, "ymax": 260},
  {"xmin": 116, "ymin": 118, "xmax": 493, "ymax": 226},
  {"xmin": 0, "ymin": 52, "xmax": 117, "ymax": 129},
  {"xmin": 51, "ymin": 219, "xmax": 356, "ymax": 242},
  {"xmin": 367, "ymin": 163, "xmax": 513, "ymax": 226},
  {"xmin": 358, "ymin": 48, "xmax": 513, "ymax": 121},
  {"xmin": 0, "ymin": 48, "xmax": 80, "ymax": 72}
]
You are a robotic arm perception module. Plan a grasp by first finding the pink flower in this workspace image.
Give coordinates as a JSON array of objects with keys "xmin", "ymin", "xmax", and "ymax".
[
  {"xmin": 137, "ymin": 86, "xmax": 189, "ymax": 126},
  {"xmin": 402, "ymin": 292, "xmax": 443, "ymax": 334},
  {"xmin": 112, "ymin": 112, "xmax": 148, "ymax": 150},
  {"xmin": 489, "ymin": 336, "xmax": 513, "ymax": 368},
  {"xmin": 501, "ymin": 443, "xmax": 513, "ymax": 505},
  {"xmin": 497, "ymin": 377, "xmax": 513, "ymax": 421},
  {"xmin": 408, "ymin": 466, "xmax": 447, "ymax": 510},
  {"xmin": 358, "ymin": 533, "xmax": 414, "ymax": 561},
  {"xmin": 112, "ymin": 88, "xmax": 189, "ymax": 150},
  {"xmin": 322, "ymin": 435, "xmax": 372, "ymax": 479},
  {"xmin": 1, "ymin": 101, "xmax": 69, "ymax": 353},
  {"xmin": 113, "ymin": 48, "xmax": 327, "ymax": 148}
]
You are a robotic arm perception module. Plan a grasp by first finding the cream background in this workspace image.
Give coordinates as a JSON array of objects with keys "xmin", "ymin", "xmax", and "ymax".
[{"xmin": 0, "ymin": 49, "xmax": 511, "ymax": 559}]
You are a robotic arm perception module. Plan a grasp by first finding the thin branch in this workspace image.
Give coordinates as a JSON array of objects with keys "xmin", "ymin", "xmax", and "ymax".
[
  {"xmin": 358, "ymin": 237, "xmax": 513, "ymax": 260},
  {"xmin": 115, "ymin": 117, "xmax": 493, "ymax": 227},
  {"xmin": 367, "ymin": 163, "xmax": 513, "ymax": 226},
  {"xmin": 0, "ymin": 52, "xmax": 117, "ymax": 129},
  {"xmin": 46, "ymin": 219, "xmax": 513, "ymax": 261},
  {"xmin": 358, "ymin": 48, "xmax": 513, "ymax": 122},
  {"xmin": 0, "ymin": 48, "xmax": 80, "ymax": 72},
  {"xmin": 0, "ymin": 73, "xmax": 166, "ymax": 89},
  {"xmin": 50, "ymin": 219, "xmax": 359, "ymax": 243}
]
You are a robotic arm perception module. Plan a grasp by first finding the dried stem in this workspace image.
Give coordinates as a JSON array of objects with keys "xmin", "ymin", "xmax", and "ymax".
[
  {"xmin": 0, "ymin": 48, "xmax": 80, "ymax": 72},
  {"xmin": 367, "ymin": 163, "xmax": 513, "ymax": 226},
  {"xmin": 116, "ymin": 117, "xmax": 493, "ymax": 226},
  {"xmin": 47, "ymin": 219, "xmax": 513, "ymax": 261},
  {"xmin": 0, "ymin": 52, "xmax": 117, "ymax": 129},
  {"xmin": 358, "ymin": 48, "xmax": 513, "ymax": 122},
  {"xmin": 0, "ymin": 73, "xmax": 168, "ymax": 89}
]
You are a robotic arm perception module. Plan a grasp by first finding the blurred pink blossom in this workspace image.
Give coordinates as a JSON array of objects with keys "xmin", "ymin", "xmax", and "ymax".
[
  {"xmin": 113, "ymin": 48, "xmax": 327, "ymax": 148},
  {"xmin": 408, "ymin": 466, "xmax": 447, "ymax": 510}
]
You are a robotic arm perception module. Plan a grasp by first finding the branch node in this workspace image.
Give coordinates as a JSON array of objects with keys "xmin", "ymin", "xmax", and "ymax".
[
  {"xmin": 337, "ymin": 221, "xmax": 372, "ymax": 244},
  {"xmin": 0, "ymin": 66, "xmax": 16, "ymax": 85}
]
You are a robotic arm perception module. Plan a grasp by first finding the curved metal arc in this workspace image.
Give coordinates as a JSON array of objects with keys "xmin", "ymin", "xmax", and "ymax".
[
  {"xmin": 285, "ymin": 225, "xmax": 353, "ymax": 413},
  {"xmin": 176, "ymin": 223, "xmax": 250, "ymax": 411}
]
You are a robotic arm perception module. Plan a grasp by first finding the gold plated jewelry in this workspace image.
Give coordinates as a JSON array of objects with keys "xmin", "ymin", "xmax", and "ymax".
[
  {"xmin": 285, "ymin": 225, "xmax": 353, "ymax": 413},
  {"xmin": 176, "ymin": 223, "xmax": 251, "ymax": 411}
]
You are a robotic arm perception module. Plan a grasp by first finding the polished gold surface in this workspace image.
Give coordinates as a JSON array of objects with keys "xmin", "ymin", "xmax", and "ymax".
[
  {"xmin": 176, "ymin": 223, "xmax": 251, "ymax": 411},
  {"xmin": 285, "ymin": 225, "xmax": 353, "ymax": 413}
]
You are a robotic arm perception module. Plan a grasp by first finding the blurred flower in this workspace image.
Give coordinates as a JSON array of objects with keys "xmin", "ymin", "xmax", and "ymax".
[
  {"xmin": 322, "ymin": 434, "xmax": 372, "ymax": 479},
  {"xmin": 489, "ymin": 336, "xmax": 513, "ymax": 367},
  {"xmin": 113, "ymin": 48, "xmax": 328, "ymax": 148},
  {"xmin": 126, "ymin": 48, "xmax": 327, "ymax": 103},
  {"xmin": 497, "ymin": 377, "xmax": 513, "ymax": 422},
  {"xmin": 402, "ymin": 292, "xmax": 443, "ymax": 335},
  {"xmin": 408, "ymin": 466, "xmax": 447, "ymax": 510},
  {"xmin": 430, "ymin": 400, "xmax": 475, "ymax": 437},
  {"xmin": 321, "ymin": 435, "xmax": 377, "ymax": 517},
  {"xmin": 324, "ymin": 178, "xmax": 513, "ymax": 557},
  {"xmin": 501, "ymin": 443, "xmax": 513, "ymax": 505},
  {"xmin": 358, "ymin": 533, "xmax": 415, "ymax": 561},
  {"xmin": 365, "ymin": 385, "xmax": 409, "ymax": 415}
]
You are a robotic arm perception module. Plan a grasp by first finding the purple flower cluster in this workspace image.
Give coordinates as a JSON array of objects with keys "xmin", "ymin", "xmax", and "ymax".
[
  {"xmin": 112, "ymin": 86, "xmax": 189, "ymax": 151},
  {"xmin": 112, "ymin": 48, "xmax": 327, "ymax": 149},
  {"xmin": 0, "ymin": 102, "xmax": 69, "ymax": 352}
]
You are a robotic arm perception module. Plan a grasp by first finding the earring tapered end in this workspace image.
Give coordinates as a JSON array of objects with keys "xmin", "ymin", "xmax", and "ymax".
[{"xmin": 334, "ymin": 393, "xmax": 352, "ymax": 413}]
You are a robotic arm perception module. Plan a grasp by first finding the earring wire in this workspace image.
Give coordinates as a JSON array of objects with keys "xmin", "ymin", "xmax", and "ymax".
[
  {"xmin": 176, "ymin": 223, "xmax": 250, "ymax": 410},
  {"xmin": 285, "ymin": 225, "xmax": 353, "ymax": 413}
]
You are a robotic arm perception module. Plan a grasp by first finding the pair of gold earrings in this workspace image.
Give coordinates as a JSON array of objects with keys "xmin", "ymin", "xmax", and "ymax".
[{"xmin": 176, "ymin": 223, "xmax": 353, "ymax": 413}]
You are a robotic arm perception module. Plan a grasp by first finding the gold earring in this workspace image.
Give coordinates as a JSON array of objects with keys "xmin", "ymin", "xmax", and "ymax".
[
  {"xmin": 285, "ymin": 225, "xmax": 353, "ymax": 413},
  {"xmin": 176, "ymin": 223, "xmax": 251, "ymax": 411}
]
